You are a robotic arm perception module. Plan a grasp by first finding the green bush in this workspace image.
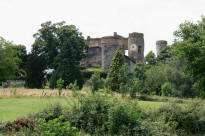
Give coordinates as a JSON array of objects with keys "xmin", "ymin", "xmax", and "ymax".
[
  {"xmin": 153, "ymin": 103, "xmax": 205, "ymax": 135},
  {"xmin": 145, "ymin": 65, "xmax": 166, "ymax": 95},
  {"xmin": 82, "ymin": 70, "xmax": 107, "ymax": 80},
  {"xmin": 66, "ymin": 80, "xmax": 79, "ymax": 91},
  {"xmin": 64, "ymin": 94, "xmax": 111, "ymax": 135},
  {"xmin": 36, "ymin": 115, "xmax": 80, "ymax": 136},
  {"xmin": 35, "ymin": 103, "xmax": 64, "ymax": 121},
  {"xmin": 107, "ymin": 100, "xmax": 147, "ymax": 135},
  {"xmin": 161, "ymin": 82, "xmax": 172, "ymax": 96},
  {"xmin": 88, "ymin": 72, "xmax": 104, "ymax": 94},
  {"xmin": 57, "ymin": 78, "xmax": 64, "ymax": 96},
  {"xmin": 64, "ymin": 94, "xmax": 149, "ymax": 135}
]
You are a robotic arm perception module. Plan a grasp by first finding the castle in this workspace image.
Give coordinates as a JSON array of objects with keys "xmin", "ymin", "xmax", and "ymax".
[{"xmin": 83, "ymin": 32, "xmax": 167, "ymax": 71}]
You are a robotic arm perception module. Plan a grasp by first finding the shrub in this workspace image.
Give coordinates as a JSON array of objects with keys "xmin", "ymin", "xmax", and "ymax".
[
  {"xmin": 107, "ymin": 100, "xmax": 147, "ymax": 135},
  {"xmin": 153, "ymin": 102, "xmax": 205, "ymax": 135},
  {"xmin": 66, "ymin": 80, "xmax": 79, "ymax": 97},
  {"xmin": 57, "ymin": 78, "xmax": 64, "ymax": 96},
  {"xmin": 0, "ymin": 117, "xmax": 35, "ymax": 133},
  {"xmin": 64, "ymin": 94, "xmax": 112, "ymax": 135},
  {"xmin": 66, "ymin": 80, "xmax": 79, "ymax": 91},
  {"xmin": 82, "ymin": 70, "xmax": 107, "ymax": 81},
  {"xmin": 36, "ymin": 115, "xmax": 80, "ymax": 136},
  {"xmin": 64, "ymin": 94, "xmax": 149, "ymax": 135},
  {"xmin": 145, "ymin": 65, "xmax": 166, "ymax": 95},
  {"xmin": 35, "ymin": 103, "xmax": 64, "ymax": 121},
  {"xmin": 161, "ymin": 82, "xmax": 172, "ymax": 96},
  {"xmin": 88, "ymin": 72, "xmax": 104, "ymax": 94}
]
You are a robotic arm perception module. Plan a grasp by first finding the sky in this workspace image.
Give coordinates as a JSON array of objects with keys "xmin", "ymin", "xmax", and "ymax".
[{"xmin": 0, "ymin": 0, "xmax": 204, "ymax": 55}]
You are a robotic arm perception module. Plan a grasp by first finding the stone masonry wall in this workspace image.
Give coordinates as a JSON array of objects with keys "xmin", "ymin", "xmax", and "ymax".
[
  {"xmin": 156, "ymin": 40, "xmax": 167, "ymax": 56},
  {"xmin": 85, "ymin": 46, "xmax": 102, "ymax": 67},
  {"xmin": 101, "ymin": 45, "xmax": 118, "ymax": 71},
  {"xmin": 128, "ymin": 32, "xmax": 144, "ymax": 62}
]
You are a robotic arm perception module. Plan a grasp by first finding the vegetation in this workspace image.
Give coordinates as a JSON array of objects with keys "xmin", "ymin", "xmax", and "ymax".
[
  {"xmin": 106, "ymin": 49, "xmax": 125, "ymax": 91},
  {"xmin": 0, "ymin": 16, "xmax": 205, "ymax": 135},
  {"xmin": 88, "ymin": 72, "xmax": 104, "ymax": 94},
  {"xmin": 0, "ymin": 37, "xmax": 26, "ymax": 83},
  {"xmin": 26, "ymin": 21, "xmax": 88, "ymax": 89}
]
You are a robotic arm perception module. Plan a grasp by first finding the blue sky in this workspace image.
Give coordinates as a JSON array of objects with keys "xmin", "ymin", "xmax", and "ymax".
[{"xmin": 0, "ymin": 0, "xmax": 204, "ymax": 55}]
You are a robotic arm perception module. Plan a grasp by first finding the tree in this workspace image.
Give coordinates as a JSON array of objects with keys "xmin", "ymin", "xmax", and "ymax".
[
  {"xmin": 173, "ymin": 16, "xmax": 205, "ymax": 97},
  {"xmin": 156, "ymin": 46, "xmax": 173, "ymax": 64},
  {"xmin": 32, "ymin": 21, "xmax": 61, "ymax": 68},
  {"xmin": 133, "ymin": 62, "xmax": 147, "ymax": 93},
  {"xmin": 88, "ymin": 72, "xmax": 104, "ymax": 94},
  {"xmin": 25, "ymin": 53, "xmax": 46, "ymax": 88},
  {"xmin": 27, "ymin": 21, "xmax": 88, "ymax": 89},
  {"xmin": 106, "ymin": 49, "xmax": 125, "ymax": 91},
  {"xmin": 49, "ymin": 24, "xmax": 87, "ymax": 88},
  {"xmin": 145, "ymin": 51, "xmax": 156, "ymax": 65},
  {"xmin": 164, "ymin": 58, "xmax": 195, "ymax": 97},
  {"xmin": 0, "ymin": 37, "xmax": 20, "ymax": 83},
  {"xmin": 11, "ymin": 45, "xmax": 27, "ymax": 79},
  {"xmin": 145, "ymin": 65, "xmax": 166, "ymax": 95}
]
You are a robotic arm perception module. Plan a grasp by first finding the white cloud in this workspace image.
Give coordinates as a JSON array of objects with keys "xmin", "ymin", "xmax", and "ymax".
[{"xmin": 0, "ymin": 0, "xmax": 204, "ymax": 55}]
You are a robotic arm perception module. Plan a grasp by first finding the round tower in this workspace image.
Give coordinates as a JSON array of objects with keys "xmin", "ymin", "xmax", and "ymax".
[
  {"xmin": 128, "ymin": 32, "xmax": 144, "ymax": 62},
  {"xmin": 156, "ymin": 40, "xmax": 167, "ymax": 56}
]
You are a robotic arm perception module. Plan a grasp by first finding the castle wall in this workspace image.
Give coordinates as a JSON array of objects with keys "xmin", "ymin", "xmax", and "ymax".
[
  {"xmin": 86, "ymin": 37, "xmax": 101, "ymax": 47},
  {"xmin": 85, "ymin": 46, "xmax": 102, "ymax": 68},
  {"xmin": 156, "ymin": 40, "xmax": 167, "ymax": 56},
  {"xmin": 124, "ymin": 56, "xmax": 135, "ymax": 71},
  {"xmin": 102, "ymin": 45, "xmax": 118, "ymax": 71},
  {"xmin": 86, "ymin": 33, "xmax": 128, "ymax": 51},
  {"xmin": 128, "ymin": 32, "xmax": 144, "ymax": 62},
  {"xmin": 84, "ymin": 32, "xmax": 158, "ymax": 71}
]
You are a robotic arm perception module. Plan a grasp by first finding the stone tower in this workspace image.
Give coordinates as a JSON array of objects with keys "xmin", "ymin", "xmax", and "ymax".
[
  {"xmin": 128, "ymin": 32, "xmax": 144, "ymax": 62},
  {"xmin": 156, "ymin": 40, "xmax": 167, "ymax": 56}
]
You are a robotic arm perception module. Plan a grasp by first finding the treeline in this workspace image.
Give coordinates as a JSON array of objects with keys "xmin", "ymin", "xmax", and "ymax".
[
  {"xmin": 0, "ymin": 17, "xmax": 205, "ymax": 98},
  {"xmin": 0, "ymin": 21, "xmax": 88, "ymax": 89},
  {"xmin": 0, "ymin": 37, "xmax": 27, "ymax": 83},
  {"xmin": 91, "ymin": 16, "xmax": 205, "ymax": 98}
]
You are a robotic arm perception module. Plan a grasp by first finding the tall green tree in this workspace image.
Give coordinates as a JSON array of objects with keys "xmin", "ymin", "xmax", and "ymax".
[
  {"xmin": 0, "ymin": 37, "xmax": 20, "ymax": 82},
  {"xmin": 32, "ymin": 21, "xmax": 61, "ymax": 68},
  {"xmin": 173, "ymin": 16, "xmax": 205, "ymax": 97},
  {"xmin": 145, "ymin": 51, "xmax": 156, "ymax": 65},
  {"xmin": 106, "ymin": 49, "xmax": 125, "ymax": 91},
  {"xmin": 133, "ymin": 62, "xmax": 147, "ymax": 93},
  {"xmin": 25, "ymin": 53, "xmax": 46, "ymax": 88},
  {"xmin": 156, "ymin": 46, "xmax": 173, "ymax": 64},
  {"xmin": 28, "ymin": 21, "xmax": 88, "ymax": 88},
  {"xmin": 11, "ymin": 45, "xmax": 27, "ymax": 79}
]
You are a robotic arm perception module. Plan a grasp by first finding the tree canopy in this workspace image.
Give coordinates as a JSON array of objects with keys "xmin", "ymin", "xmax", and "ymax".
[
  {"xmin": 0, "ymin": 37, "xmax": 26, "ymax": 83},
  {"xmin": 26, "ymin": 21, "xmax": 88, "ymax": 88},
  {"xmin": 173, "ymin": 16, "xmax": 205, "ymax": 97}
]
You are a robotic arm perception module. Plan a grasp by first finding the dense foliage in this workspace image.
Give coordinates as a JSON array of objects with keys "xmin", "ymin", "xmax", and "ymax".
[
  {"xmin": 26, "ymin": 21, "xmax": 88, "ymax": 88},
  {"xmin": 0, "ymin": 37, "xmax": 27, "ymax": 83},
  {"xmin": 106, "ymin": 49, "xmax": 125, "ymax": 91},
  {"xmin": 172, "ymin": 16, "xmax": 205, "ymax": 97},
  {"xmin": 25, "ymin": 54, "xmax": 46, "ymax": 88}
]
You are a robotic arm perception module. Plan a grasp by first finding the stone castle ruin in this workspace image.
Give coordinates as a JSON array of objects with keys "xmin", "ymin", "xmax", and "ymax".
[
  {"xmin": 156, "ymin": 40, "xmax": 168, "ymax": 56},
  {"xmin": 83, "ymin": 32, "xmax": 167, "ymax": 71}
]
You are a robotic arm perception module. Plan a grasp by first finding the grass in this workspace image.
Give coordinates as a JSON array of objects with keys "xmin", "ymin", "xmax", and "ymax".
[
  {"xmin": 0, "ymin": 97, "xmax": 167, "ymax": 122},
  {"xmin": 0, "ymin": 88, "xmax": 204, "ymax": 122},
  {"xmin": 138, "ymin": 101, "xmax": 167, "ymax": 110},
  {"xmin": 0, "ymin": 97, "xmax": 76, "ymax": 122},
  {"xmin": 85, "ymin": 67, "xmax": 103, "ymax": 72}
]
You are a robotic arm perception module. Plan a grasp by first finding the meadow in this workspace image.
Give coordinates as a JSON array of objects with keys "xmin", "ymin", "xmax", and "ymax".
[{"xmin": 0, "ymin": 88, "xmax": 204, "ymax": 123}]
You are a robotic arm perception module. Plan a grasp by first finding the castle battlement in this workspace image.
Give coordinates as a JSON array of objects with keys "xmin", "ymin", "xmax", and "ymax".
[{"xmin": 83, "ymin": 32, "xmax": 167, "ymax": 71}]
